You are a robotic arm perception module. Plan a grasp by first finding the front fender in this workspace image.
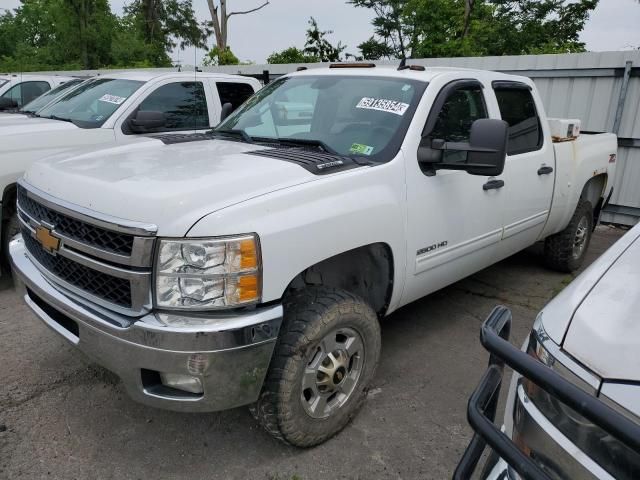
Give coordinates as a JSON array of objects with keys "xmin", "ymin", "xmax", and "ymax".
[{"xmin": 187, "ymin": 158, "xmax": 408, "ymax": 314}]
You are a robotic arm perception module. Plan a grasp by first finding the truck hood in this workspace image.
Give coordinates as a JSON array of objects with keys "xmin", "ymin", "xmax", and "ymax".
[
  {"xmin": 24, "ymin": 138, "xmax": 320, "ymax": 236},
  {"xmin": 542, "ymin": 224, "xmax": 640, "ymax": 381},
  {"xmin": 0, "ymin": 112, "xmax": 30, "ymax": 122},
  {"xmin": 0, "ymin": 116, "xmax": 75, "ymax": 133}
]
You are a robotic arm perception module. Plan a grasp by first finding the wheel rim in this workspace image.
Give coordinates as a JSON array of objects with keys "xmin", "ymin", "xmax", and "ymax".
[
  {"xmin": 301, "ymin": 327, "xmax": 365, "ymax": 419},
  {"xmin": 572, "ymin": 216, "xmax": 589, "ymax": 260}
]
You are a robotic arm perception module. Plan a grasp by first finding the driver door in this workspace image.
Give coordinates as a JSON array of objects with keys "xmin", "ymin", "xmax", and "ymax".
[{"xmin": 402, "ymin": 80, "xmax": 506, "ymax": 306}]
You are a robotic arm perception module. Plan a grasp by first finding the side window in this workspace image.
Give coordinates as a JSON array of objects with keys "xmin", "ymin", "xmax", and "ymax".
[
  {"xmin": 431, "ymin": 86, "xmax": 488, "ymax": 162},
  {"xmin": 136, "ymin": 81, "xmax": 209, "ymax": 132},
  {"xmin": 1, "ymin": 81, "xmax": 50, "ymax": 107},
  {"xmin": 216, "ymin": 82, "xmax": 255, "ymax": 111},
  {"xmin": 494, "ymin": 87, "xmax": 542, "ymax": 155}
]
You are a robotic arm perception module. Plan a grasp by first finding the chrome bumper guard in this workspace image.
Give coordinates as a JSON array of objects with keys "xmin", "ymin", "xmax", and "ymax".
[
  {"xmin": 453, "ymin": 306, "xmax": 640, "ymax": 480},
  {"xmin": 10, "ymin": 236, "xmax": 283, "ymax": 412}
]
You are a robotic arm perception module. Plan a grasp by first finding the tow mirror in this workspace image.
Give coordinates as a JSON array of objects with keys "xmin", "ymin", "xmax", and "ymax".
[
  {"xmin": 0, "ymin": 97, "xmax": 18, "ymax": 110},
  {"xmin": 219, "ymin": 102, "xmax": 234, "ymax": 122},
  {"xmin": 418, "ymin": 119, "xmax": 509, "ymax": 177},
  {"xmin": 129, "ymin": 110, "xmax": 166, "ymax": 133}
]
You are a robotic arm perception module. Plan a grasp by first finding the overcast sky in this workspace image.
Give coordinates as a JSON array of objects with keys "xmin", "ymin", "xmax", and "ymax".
[{"xmin": 2, "ymin": 0, "xmax": 640, "ymax": 63}]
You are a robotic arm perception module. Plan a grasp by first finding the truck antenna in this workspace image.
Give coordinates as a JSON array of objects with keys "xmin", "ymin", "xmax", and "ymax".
[{"xmin": 398, "ymin": 57, "xmax": 408, "ymax": 71}]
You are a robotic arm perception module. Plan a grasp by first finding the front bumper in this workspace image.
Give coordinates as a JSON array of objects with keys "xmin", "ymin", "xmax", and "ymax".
[{"xmin": 10, "ymin": 236, "xmax": 283, "ymax": 412}]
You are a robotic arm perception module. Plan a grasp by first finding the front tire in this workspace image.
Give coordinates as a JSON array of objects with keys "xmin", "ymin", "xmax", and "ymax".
[
  {"xmin": 1, "ymin": 211, "xmax": 19, "ymax": 271},
  {"xmin": 544, "ymin": 199, "xmax": 593, "ymax": 272},
  {"xmin": 251, "ymin": 287, "xmax": 381, "ymax": 447}
]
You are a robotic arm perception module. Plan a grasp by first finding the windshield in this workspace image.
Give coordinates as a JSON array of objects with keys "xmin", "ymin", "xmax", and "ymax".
[
  {"xmin": 217, "ymin": 75, "xmax": 427, "ymax": 161},
  {"xmin": 38, "ymin": 78, "xmax": 144, "ymax": 128},
  {"xmin": 20, "ymin": 79, "xmax": 84, "ymax": 113}
]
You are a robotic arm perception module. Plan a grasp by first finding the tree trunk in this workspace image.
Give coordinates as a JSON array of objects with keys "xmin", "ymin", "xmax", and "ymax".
[{"xmin": 462, "ymin": 0, "xmax": 475, "ymax": 39}]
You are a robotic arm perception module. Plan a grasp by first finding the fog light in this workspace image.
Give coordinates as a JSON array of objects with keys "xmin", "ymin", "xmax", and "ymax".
[{"xmin": 159, "ymin": 372, "xmax": 204, "ymax": 394}]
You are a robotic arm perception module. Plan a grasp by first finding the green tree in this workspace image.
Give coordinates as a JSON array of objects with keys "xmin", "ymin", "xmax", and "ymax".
[
  {"xmin": 350, "ymin": 0, "xmax": 600, "ymax": 58},
  {"xmin": 124, "ymin": 0, "xmax": 209, "ymax": 66},
  {"xmin": 357, "ymin": 36, "xmax": 394, "ymax": 60},
  {"xmin": 267, "ymin": 47, "xmax": 318, "ymax": 64},
  {"xmin": 304, "ymin": 17, "xmax": 346, "ymax": 62},
  {"xmin": 202, "ymin": 45, "xmax": 240, "ymax": 65}
]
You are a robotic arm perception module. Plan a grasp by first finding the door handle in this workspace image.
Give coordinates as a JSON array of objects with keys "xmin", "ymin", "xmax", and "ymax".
[
  {"xmin": 483, "ymin": 179, "xmax": 505, "ymax": 191},
  {"xmin": 537, "ymin": 165, "xmax": 554, "ymax": 175}
]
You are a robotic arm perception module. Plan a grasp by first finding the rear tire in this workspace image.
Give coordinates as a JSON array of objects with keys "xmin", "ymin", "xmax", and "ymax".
[
  {"xmin": 543, "ymin": 199, "xmax": 593, "ymax": 272},
  {"xmin": 251, "ymin": 287, "xmax": 381, "ymax": 447}
]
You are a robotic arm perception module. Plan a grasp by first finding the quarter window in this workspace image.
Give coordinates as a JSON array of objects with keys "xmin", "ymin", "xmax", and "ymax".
[
  {"xmin": 216, "ymin": 82, "xmax": 255, "ymax": 111},
  {"xmin": 494, "ymin": 87, "xmax": 542, "ymax": 155},
  {"xmin": 431, "ymin": 86, "xmax": 488, "ymax": 162},
  {"xmin": 1, "ymin": 81, "xmax": 50, "ymax": 107},
  {"xmin": 136, "ymin": 81, "xmax": 209, "ymax": 132}
]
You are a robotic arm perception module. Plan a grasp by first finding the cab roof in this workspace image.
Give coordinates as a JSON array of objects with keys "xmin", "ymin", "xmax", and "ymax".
[
  {"xmin": 286, "ymin": 65, "xmax": 533, "ymax": 86},
  {"xmin": 97, "ymin": 70, "xmax": 258, "ymax": 83}
]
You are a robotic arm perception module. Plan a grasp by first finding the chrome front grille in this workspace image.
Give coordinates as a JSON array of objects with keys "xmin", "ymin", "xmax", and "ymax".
[
  {"xmin": 22, "ymin": 231, "xmax": 132, "ymax": 308},
  {"xmin": 18, "ymin": 187, "xmax": 134, "ymax": 256},
  {"xmin": 17, "ymin": 182, "xmax": 157, "ymax": 316}
]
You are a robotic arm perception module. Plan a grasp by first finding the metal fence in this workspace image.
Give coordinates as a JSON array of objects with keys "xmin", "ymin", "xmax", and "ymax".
[{"xmin": 20, "ymin": 51, "xmax": 640, "ymax": 225}]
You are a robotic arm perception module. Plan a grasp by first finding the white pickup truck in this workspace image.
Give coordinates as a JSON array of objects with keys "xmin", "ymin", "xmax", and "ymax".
[
  {"xmin": 0, "ymin": 71, "xmax": 261, "ymax": 263},
  {"xmin": 10, "ymin": 65, "xmax": 617, "ymax": 447},
  {"xmin": 457, "ymin": 222, "xmax": 640, "ymax": 480},
  {"xmin": 0, "ymin": 77, "xmax": 85, "ymax": 121},
  {"xmin": 0, "ymin": 74, "xmax": 76, "ymax": 109}
]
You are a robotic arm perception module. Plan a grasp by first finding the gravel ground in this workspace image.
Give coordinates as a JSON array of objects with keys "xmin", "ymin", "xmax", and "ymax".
[{"xmin": 0, "ymin": 226, "xmax": 626, "ymax": 480}]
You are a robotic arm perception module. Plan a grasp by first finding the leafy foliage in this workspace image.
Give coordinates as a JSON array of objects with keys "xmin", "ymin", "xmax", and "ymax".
[
  {"xmin": 267, "ymin": 47, "xmax": 318, "ymax": 64},
  {"xmin": 350, "ymin": 0, "xmax": 601, "ymax": 58},
  {"xmin": 202, "ymin": 46, "xmax": 240, "ymax": 65},
  {"xmin": 303, "ymin": 17, "xmax": 346, "ymax": 62},
  {"xmin": 0, "ymin": 0, "xmax": 207, "ymax": 71}
]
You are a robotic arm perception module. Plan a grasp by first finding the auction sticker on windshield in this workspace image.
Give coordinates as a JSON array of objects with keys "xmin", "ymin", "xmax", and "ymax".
[
  {"xmin": 98, "ymin": 94, "xmax": 127, "ymax": 105},
  {"xmin": 356, "ymin": 97, "xmax": 409, "ymax": 116}
]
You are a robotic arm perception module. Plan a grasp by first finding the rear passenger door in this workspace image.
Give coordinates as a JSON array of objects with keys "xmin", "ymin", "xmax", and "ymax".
[
  {"xmin": 214, "ymin": 81, "xmax": 256, "ymax": 121},
  {"xmin": 493, "ymin": 81, "xmax": 554, "ymax": 251}
]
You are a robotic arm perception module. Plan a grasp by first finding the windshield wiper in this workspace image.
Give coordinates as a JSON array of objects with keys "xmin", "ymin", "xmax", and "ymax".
[
  {"xmin": 255, "ymin": 137, "xmax": 340, "ymax": 155},
  {"xmin": 48, "ymin": 114, "xmax": 74, "ymax": 123},
  {"xmin": 212, "ymin": 129, "xmax": 254, "ymax": 144}
]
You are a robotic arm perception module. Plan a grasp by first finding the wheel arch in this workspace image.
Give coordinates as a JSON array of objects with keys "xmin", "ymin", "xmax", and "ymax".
[
  {"xmin": 282, "ymin": 242, "xmax": 394, "ymax": 317},
  {"xmin": 1, "ymin": 182, "xmax": 17, "ymax": 219},
  {"xmin": 580, "ymin": 174, "xmax": 608, "ymax": 227}
]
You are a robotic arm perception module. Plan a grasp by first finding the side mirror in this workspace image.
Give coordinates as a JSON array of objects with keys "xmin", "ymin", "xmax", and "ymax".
[
  {"xmin": 418, "ymin": 119, "xmax": 509, "ymax": 177},
  {"xmin": 219, "ymin": 102, "xmax": 234, "ymax": 122},
  {"xmin": 129, "ymin": 110, "xmax": 166, "ymax": 133},
  {"xmin": 0, "ymin": 97, "xmax": 18, "ymax": 111}
]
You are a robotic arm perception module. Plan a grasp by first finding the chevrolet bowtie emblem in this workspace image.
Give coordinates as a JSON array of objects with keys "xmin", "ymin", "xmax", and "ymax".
[{"xmin": 35, "ymin": 226, "xmax": 60, "ymax": 254}]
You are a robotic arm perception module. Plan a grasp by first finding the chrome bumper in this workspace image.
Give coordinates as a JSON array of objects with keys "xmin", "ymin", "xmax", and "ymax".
[{"xmin": 10, "ymin": 236, "xmax": 283, "ymax": 412}]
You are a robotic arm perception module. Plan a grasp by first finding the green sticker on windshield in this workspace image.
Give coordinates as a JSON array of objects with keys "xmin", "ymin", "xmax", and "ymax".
[{"xmin": 350, "ymin": 143, "xmax": 374, "ymax": 155}]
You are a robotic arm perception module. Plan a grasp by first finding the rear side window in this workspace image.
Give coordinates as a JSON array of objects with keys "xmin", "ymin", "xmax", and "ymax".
[
  {"xmin": 216, "ymin": 82, "xmax": 255, "ymax": 111},
  {"xmin": 137, "ymin": 81, "xmax": 209, "ymax": 132},
  {"xmin": 1, "ymin": 81, "xmax": 50, "ymax": 107},
  {"xmin": 494, "ymin": 87, "xmax": 542, "ymax": 155}
]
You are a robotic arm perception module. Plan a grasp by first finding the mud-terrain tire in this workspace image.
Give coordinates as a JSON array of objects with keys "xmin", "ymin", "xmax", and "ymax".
[
  {"xmin": 1, "ymin": 211, "xmax": 19, "ymax": 272},
  {"xmin": 544, "ymin": 199, "xmax": 593, "ymax": 273},
  {"xmin": 251, "ymin": 287, "xmax": 381, "ymax": 447}
]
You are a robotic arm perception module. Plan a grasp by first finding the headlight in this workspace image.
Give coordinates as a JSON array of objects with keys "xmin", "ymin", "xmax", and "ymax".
[
  {"xmin": 520, "ymin": 329, "xmax": 640, "ymax": 479},
  {"xmin": 155, "ymin": 234, "xmax": 261, "ymax": 310}
]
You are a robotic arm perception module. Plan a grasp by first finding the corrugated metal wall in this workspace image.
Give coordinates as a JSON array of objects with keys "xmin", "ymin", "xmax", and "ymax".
[{"xmin": 28, "ymin": 51, "xmax": 640, "ymax": 225}]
